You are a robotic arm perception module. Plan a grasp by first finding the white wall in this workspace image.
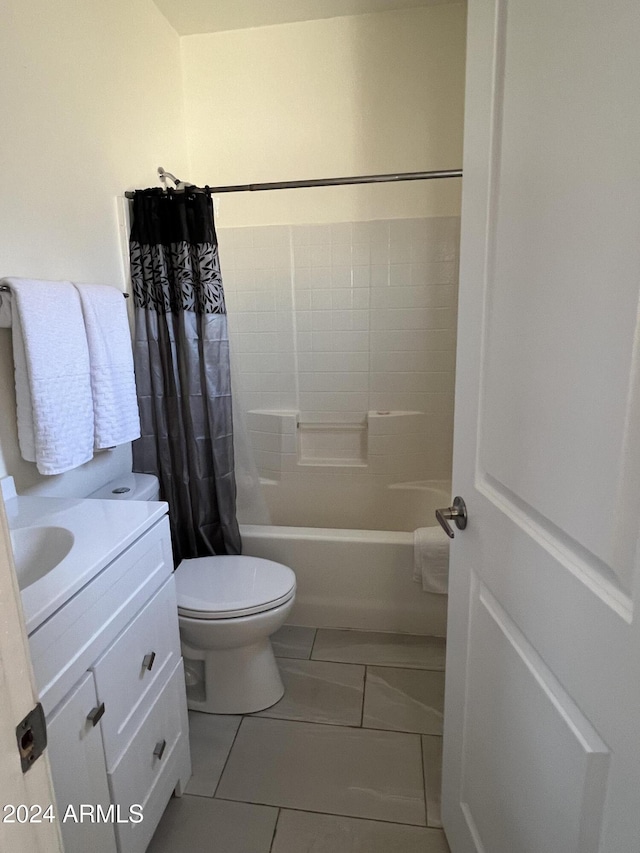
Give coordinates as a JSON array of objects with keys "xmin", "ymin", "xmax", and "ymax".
[
  {"xmin": 181, "ymin": 5, "xmax": 467, "ymax": 227},
  {"xmin": 0, "ymin": 0, "xmax": 188, "ymax": 493}
]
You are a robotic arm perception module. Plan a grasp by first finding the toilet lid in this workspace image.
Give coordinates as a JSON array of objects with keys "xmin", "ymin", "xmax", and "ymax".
[{"xmin": 175, "ymin": 556, "xmax": 296, "ymax": 619}]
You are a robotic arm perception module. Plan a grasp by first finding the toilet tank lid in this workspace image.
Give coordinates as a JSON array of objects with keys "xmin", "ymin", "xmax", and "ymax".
[{"xmin": 88, "ymin": 473, "xmax": 160, "ymax": 501}]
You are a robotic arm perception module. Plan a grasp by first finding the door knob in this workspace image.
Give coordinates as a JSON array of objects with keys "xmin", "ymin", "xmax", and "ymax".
[{"xmin": 435, "ymin": 496, "xmax": 467, "ymax": 539}]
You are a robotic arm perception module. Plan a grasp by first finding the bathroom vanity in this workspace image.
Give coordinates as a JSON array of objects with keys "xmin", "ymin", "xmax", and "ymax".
[{"xmin": 2, "ymin": 480, "xmax": 191, "ymax": 853}]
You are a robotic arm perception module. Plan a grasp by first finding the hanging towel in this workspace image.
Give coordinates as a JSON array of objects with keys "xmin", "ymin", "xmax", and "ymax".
[
  {"xmin": 2, "ymin": 277, "xmax": 94, "ymax": 475},
  {"xmin": 73, "ymin": 283, "xmax": 140, "ymax": 449},
  {"xmin": 413, "ymin": 526, "xmax": 450, "ymax": 594}
]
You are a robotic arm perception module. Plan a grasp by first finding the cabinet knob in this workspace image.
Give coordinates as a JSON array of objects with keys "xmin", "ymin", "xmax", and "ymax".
[
  {"xmin": 142, "ymin": 652, "xmax": 156, "ymax": 672},
  {"xmin": 87, "ymin": 703, "xmax": 105, "ymax": 727},
  {"xmin": 153, "ymin": 739, "xmax": 166, "ymax": 760}
]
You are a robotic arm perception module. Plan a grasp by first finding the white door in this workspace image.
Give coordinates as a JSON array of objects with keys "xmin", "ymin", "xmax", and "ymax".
[
  {"xmin": 0, "ymin": 498, "xmax": 63, "ymax": 852},
  {"xmin": 443, "ymin": 1, "xmax": 640, "ymax": 851}
]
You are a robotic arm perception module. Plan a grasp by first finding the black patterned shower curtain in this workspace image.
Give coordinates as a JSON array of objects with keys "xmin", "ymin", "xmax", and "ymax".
[{"xmin": 129, "ymin": 188, "xmax": 241, "ymax": 562}]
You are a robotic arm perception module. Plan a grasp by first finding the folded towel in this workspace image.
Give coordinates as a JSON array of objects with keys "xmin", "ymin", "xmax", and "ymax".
[
  {"xmin": 73, "ymin": 283, "xmax": 140, "ymax": 449},
  {"xmin": 413, "ymin": 526, "xmax": 450, "ymax": 594},
  {"xmin": 3, "ymin": 278, "xmax": 94, "ymax": 475}
]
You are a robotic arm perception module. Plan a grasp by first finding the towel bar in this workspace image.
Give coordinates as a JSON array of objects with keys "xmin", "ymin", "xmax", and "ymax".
[{"xmin": 0, "ymin": 285, "xmax": 129, "ymax": 298}]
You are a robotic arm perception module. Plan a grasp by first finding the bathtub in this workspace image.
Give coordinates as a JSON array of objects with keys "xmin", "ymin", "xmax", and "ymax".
[{"xmin": 239, "ymin": 479, "xmax": 450, "ymax": 636}]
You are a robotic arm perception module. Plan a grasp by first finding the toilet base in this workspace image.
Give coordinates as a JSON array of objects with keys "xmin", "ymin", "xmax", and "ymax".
[{"xmin": 182, "ymin": 637, "xmax": 284, "ymax": 714}]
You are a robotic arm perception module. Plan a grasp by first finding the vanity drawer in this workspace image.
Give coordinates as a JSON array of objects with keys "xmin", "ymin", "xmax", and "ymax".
[
  {"xmin": 109, "ymin": 660, "xmax": 191, "ymax": 853},
  {"xmin": 92, "ymin": 576, "xmax": 181, "ymax": 770}
]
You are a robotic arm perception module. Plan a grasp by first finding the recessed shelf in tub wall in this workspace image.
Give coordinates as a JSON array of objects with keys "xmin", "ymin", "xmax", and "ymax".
[
  {"xmin": 297, "ymin": 419, "xmax": 368, "ymax": 467},
  {"xmin": 245, "ymin": 409, "xmax": 434, "ymax": 475}
]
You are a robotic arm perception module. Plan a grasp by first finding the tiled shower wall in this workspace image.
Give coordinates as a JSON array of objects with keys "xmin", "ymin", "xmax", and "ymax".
[{"xmin": 219, "ymin": 217, "xmax": 459, "ymax": 483}]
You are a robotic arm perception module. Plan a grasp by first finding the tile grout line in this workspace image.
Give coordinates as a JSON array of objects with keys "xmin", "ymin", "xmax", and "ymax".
[
  {"xmin": 213, "ymin": 796, "xmax": 430, "ymax": 830},
  {"xmin": 306, "ymin": 654, "xmax": 445, "ymax": 672},
  {"xmin": 420, "ymin": 733, "xmax": 429, "ymax": 827},
  {"xmin": 211, "ymin": 716, "xmax": 245, "ymax": 800},
  {"xmin": 242, "ymin": 692, "xmax": 442, "ymax": 740},
  {"xmin": 360, "ymin": 666, "xmax": 367, "ymax": 727},
  {"xmin": 268, "ymin": 807, "xmax": 282, "ymax": 853},
  {"xmin": 308, "ymin": 627, "xmax": 319, "ymax": 659},
  {"xmin": 236, "ymin": 712, "xmax": 442, "ymax": 739}
]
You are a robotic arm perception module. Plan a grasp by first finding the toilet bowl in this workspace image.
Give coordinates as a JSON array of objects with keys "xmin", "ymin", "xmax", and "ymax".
[
  {"xmin": 88, "ymin": 473, "xmax": 297, "ymax": 715},
  {"xmin": 176, "ymin": 555, "xmax": 296, "ymax": 714}
]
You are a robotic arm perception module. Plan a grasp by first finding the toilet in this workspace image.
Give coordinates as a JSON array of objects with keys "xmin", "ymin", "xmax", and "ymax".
[{"xmin": 88, "ymin": 473, "xmax": 296, "ymax": 714}]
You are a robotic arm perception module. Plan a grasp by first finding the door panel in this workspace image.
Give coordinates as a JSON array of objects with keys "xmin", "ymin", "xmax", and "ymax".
[
  {"xmin": 461, "ymin": 581, "xmax": 610, "ymax": 853},
  {"xmin": 443, "ymin": 0, "xmax": 640, "ymax": 850}
]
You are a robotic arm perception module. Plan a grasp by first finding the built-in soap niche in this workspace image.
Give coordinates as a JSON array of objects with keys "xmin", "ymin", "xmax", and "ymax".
[
  {"xmin": 297, "ymin": 418, "xmax": 368, "ymax": 467},
  {"xmin": 246, "ymin": 409, "xmax": 430, "ymax": 476}
]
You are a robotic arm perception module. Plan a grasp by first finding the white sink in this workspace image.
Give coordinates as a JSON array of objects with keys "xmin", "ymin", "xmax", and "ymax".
[
  {"xmin": 10, "ymin": 526, "xmax": 75, "ymax": 590},
  {"xmin": 0, "ymin": 477, "xmax": 168, "ymax": 634}
]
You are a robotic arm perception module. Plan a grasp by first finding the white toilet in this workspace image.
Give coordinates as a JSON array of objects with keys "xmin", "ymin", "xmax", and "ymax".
[{"xmin": 89, "ymin": 473, "xmax": 296, "ymax": 714}]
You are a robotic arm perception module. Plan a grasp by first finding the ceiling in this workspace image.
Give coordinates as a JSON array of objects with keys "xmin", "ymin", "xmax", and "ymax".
[{"xmin": 152, "ymin": 0, "xmax": 461, "ymax": 36}]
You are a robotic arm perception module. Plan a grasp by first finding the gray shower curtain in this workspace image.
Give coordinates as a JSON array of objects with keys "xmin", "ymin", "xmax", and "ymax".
[{"xmin": 129, "ymin": 188, "xmax": 241, "ymax": 562}]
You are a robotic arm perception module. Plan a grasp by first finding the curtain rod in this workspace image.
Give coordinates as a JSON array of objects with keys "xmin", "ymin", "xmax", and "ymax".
[{"xmin": 124, "ymin": 168, "xmax": 462, "ymax": 198}]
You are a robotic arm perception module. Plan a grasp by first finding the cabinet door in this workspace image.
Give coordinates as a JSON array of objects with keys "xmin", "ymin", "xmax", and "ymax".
[{"xmin": 47, "ymin": 672, "xmax": 117, "ymax": 853}]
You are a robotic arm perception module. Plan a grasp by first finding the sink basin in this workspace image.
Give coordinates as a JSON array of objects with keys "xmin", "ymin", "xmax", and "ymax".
[{"xmin": 10, "ymin": 526, "xmax": 75, "ymax": 590}]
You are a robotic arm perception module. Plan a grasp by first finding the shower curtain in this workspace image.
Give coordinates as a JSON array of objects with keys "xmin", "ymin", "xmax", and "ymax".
[{"xmin": 129, "ymin": 188, "xmax": 241, "ymax": 562}]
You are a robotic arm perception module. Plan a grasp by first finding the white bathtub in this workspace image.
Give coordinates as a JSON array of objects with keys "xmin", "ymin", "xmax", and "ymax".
[{"xmin": 239, "ymin": 479, "xmax": 450, "ymax": 636}]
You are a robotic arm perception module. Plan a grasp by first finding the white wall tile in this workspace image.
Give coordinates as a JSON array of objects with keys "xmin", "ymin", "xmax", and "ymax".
[
  {"xmin": 331, "ymin": 266, "xmax": 352, "ymax": 288},
  {"xmin": 331, "ymin": 243, "xmax": 352, "ymax": 266},
  {"xmin": 310, "ymin": 267, "xmax": 331, "ymax": 288},
  {"xmin": 310, "ymin": 245, "xmax": 328, "ymax": 266},
  {"xmin": 308, "ymin": 224, "xmax": 332, "ymax": 245},
  {"xmin": 389, "ymin": 264, "xmax": 412, "ymax": 287},
  {"xmin": 225, "ymin": 216, "xmax": 459, "ymax": 488},
  {"xmin": 352, "ymin": 267, "xmax": 370, "ymax": 288},
  {"xmin": 312, "ymin": 290, "xmax": 332, "ymax": 310},
  {"xmin": 257, "ymin": 313, "xmax": 277, "ymax": 332},
  {"xmin": 311, "ymin": 331, "xmax": 333, "ymax": 351},
  {"xmin": 331, "ymin": 222, "xmax": 352, "ymax": 244},
  {"xmin": 370, "ymin": 265, "xmax": 389, "ymax": 288},
  {"xmin": 311, "ymin": 311, "xmax": 333, "ymax": 331}
]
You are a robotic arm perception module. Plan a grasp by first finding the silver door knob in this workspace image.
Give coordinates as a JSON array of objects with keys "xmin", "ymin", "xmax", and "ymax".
[{"xmin": 435, "ymin": 496, "xmax": 467, "ymax": 539}]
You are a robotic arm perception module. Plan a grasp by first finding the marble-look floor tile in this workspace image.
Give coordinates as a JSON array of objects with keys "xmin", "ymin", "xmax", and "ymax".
[
  {"xmin": 272, "ymin": 625, "xmax": 317, "ymax": 659},
  {"xmin": 255, "ymin": 659, "xmax": 364, "ymax": 726},
  {"xmin": 217, "ymin": 717, "xmax": 426, "ymax": 826},
  {"xmin": 185, "ymin": 712, "xmax": 242, "ymax": 797},
  {"xmin": 146, "ymin": 795, "xmax": 277, "ymax": 853},
  {"xmin": 422, "ymin": 736, "xmax": 443, "ymax": 828},
  {"xmin": 363, "ymin": 667, "xmax": 445, "ymax": 735},
  {"xmin": 312, "ymin": 629, "xmax": 445, "ymax": 670},
  {"xmin": 271, "ymin": 809, "xmax": 451, "ymax": 853}
]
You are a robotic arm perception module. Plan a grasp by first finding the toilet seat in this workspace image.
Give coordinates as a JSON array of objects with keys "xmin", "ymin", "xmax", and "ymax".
[{"xmin": 176, "ymin": 555, "xmax": 296, "ymax": 620}]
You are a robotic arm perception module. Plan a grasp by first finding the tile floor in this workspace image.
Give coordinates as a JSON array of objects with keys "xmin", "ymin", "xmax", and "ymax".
[{"xmin": 147, "ymin": 626, "xmax": 449, "ymax": 853}]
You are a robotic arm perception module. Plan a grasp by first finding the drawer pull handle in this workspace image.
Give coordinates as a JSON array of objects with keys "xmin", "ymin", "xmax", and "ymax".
[
  {"xmin": 142, "ymin": 652, "xmax": 156, "ymax": 672},
  {"xmin": 87, "ymin": 703, "xmax": 105, "ymax": 727},
  {"xmin": 153, "ymin": 739, "xmax": 166, "ymax": 760}
]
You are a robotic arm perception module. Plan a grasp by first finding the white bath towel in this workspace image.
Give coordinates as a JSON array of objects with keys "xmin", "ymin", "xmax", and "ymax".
[
  {"xmin": 73, "ymin": 283, "xmax": 140, "ymax": 449},
  {"xmin": 413, "ymin": 526, "xmax": 450, "ymax": 594},
  {"xmin": 3, "ymin": 277, "xmax": 95, "ymax": 475}
]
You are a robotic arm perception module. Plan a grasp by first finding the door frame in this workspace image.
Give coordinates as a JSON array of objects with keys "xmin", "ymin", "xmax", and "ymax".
[{"xmin": 0, "ymin": 493, "xmax": 63, "ymax": 852}]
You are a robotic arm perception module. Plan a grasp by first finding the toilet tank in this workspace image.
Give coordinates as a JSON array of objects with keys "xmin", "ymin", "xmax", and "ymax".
[{"xmin": 88, "ymin": 472, "xmax": 160, "ymax": 501}]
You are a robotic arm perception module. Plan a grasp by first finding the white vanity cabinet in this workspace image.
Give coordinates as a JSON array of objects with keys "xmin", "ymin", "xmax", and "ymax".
[
  {"xmin": 27, "ymin": 513, "xmax": 191, "ymax": 853},
  {"xmin": 46, "ymin": 671, "xmax": 117, "ymax": 853}
]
